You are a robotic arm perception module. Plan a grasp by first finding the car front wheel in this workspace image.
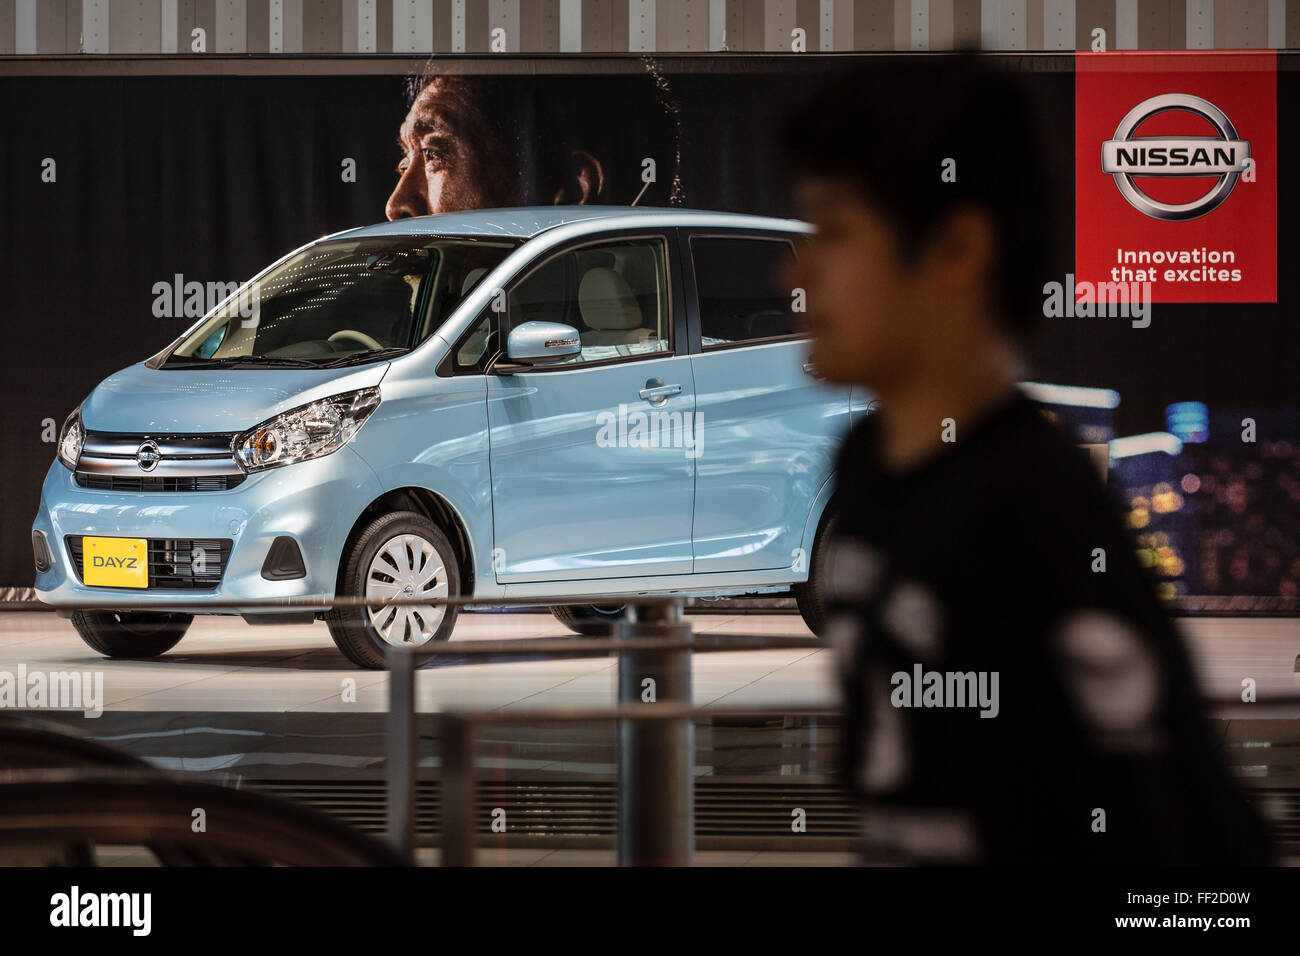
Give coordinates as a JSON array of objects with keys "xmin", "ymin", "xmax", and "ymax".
[
  {"xmin": 70, "ymin": 610, "xmax": 192, "ymax": 659},
  {"xmin": 326, "ymin": 511, "xmax": 460, "ymax": 669}
]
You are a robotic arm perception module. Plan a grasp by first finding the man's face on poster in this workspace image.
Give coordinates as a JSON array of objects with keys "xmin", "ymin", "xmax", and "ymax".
[
  {"xmin": 387, "ymin": 78, "xmax": 518, "ymax": 219},
  {"xmin": 387, "ymin": 74, "xmax": 614, "ymax": 219}
]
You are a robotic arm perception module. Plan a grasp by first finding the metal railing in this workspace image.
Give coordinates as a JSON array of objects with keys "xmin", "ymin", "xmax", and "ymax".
[
  {"xmin": 379, "ymin": 596, "xmax": 828, "ymax": 866},
  {"xmin": 32, "ymin": 588, "xmax": 829, "ymax": 864},
  {"xmin": 18, "ymin": 591, "xmax": 1300, "ymax": 865},
  {"xmin": 368, "ymin": 596, "xmax": 1300, "ymax": 866}
]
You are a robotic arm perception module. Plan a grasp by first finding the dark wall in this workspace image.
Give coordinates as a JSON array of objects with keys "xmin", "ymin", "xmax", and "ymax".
[{"xmin": 1, "ymin": 56, "xmax": 1295, "ymax": 591}]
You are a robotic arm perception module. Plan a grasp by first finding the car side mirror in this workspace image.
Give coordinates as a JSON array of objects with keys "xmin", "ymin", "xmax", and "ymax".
[{"xmin": 506, "ymin": 321, "xmax": 582, "ymax": 365}]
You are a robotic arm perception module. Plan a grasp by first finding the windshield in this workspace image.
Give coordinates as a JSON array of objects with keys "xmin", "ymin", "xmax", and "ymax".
[{"xmin": 163, "ymin": 236, "xmax": 518, "ymax": 368}]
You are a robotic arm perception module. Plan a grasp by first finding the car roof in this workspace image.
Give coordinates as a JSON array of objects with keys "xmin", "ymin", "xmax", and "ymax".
[{"xmin": 333, "ymin": 206, "xmax": 809, "ymax": 241}]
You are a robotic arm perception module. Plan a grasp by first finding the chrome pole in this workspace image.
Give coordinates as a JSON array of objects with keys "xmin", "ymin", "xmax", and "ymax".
[
  {"xmin": 441, "ymin": 715, "xmax": 476, "ymax": 866},
  {"xmin": 386, "ymin": 643, "xmax": 416, "ymax": 864},
  {"xmin": 617, "ymin": 600, "xmax": 694, "ymax": 866}
]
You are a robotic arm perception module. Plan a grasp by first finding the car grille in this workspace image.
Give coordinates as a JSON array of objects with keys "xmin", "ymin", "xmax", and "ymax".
[
  {"xmin": 66, "ymin": 536, "xmax": 233, "ymax": 590},
  {"xmin": 76, "ymin": 431, "xmax": 242, "ymax": 481},
  {"xmin": 75, "ymin": 474, "xmax": 246, "ymax": 492}
]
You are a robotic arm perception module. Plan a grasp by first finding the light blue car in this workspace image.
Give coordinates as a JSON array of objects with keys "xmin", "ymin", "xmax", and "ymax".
[{"xmin": 33, "ymin": 207, "xmax": 865, "ymax": 668}]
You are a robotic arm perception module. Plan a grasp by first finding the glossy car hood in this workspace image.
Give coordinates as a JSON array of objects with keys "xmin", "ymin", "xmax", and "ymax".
[{"xmin": 80, "ymin": 362, "xmax": 390, "ymax": 434}]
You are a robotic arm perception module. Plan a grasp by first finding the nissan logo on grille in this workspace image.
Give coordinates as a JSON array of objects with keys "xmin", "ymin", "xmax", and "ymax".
[
  {"xmin": 1101, "ymin": 93, "xmax": 1251, "ymax": 221},
  {"xmin": 136, "ymin": 440, "xmax": 162, "ymax": 472}
]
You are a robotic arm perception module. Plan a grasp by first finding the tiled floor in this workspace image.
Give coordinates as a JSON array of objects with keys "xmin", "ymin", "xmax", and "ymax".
[
  {"xmin": 0, "ymin": 610, "xmax": 832, "ymax": 713},
  {"xmin": 0, "ymin": 610, "xmax": 1294, "ymax": 715}
]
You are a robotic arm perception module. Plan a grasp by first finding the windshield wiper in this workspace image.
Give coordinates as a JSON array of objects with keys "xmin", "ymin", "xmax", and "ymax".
[
  {"xmin": 315, "ymin": 347, "xmax": 409, "ymax": 368},
  {"xmin": 164, "ymin": 349, "xmax": 407, "ymax": 370},
  {"xmin": 163, "ymin": 355, "xmax": 324, "ymax": 369}
]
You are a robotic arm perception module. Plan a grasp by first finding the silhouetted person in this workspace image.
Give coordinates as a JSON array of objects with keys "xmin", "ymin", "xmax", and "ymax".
[{"xmin": 781, "ymin": 56, "xmax": 1272, "ymax": 865}]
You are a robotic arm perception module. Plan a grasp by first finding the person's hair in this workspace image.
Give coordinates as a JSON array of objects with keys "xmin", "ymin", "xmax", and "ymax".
[
  {"xmin": 406, "ymin": 63, "xmax": 682, "ymax": 207},
  {"xmin": 402, "ymin": 71, "xmax": 523, "ymax": 207},
  {"xmin": 778, "ymin": 54, "xmax": 1056, "ymax": 341}
]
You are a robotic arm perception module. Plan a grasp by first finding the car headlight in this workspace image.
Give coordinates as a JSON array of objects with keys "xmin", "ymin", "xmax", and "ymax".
[
  {"xmin": 56, "ymin": 407, "xmax": 84, "ymax": 470},
  {"xmin": 235, "ymin": 387, "xmax": 381, "ymax": 472}
]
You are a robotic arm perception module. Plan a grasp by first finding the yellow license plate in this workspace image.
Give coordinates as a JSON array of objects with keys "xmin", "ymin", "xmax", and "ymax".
[{"xmin": 82, "ymin": 537, "xmax": 148, "ymax": 588}]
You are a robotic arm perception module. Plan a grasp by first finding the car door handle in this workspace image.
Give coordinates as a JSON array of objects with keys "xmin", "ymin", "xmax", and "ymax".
[
  {"xmin": 639, "ymin": 382, "xmax": 682, "ymax": 405},
  {"xmin": 802, "ymin": 361, "xmax": 817, "ymax": 375}
]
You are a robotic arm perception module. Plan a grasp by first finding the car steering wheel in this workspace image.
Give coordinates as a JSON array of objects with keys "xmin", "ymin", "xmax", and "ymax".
[{"xmin": 328, "ymin": 330, "xmax": 384, "ymax": 351}]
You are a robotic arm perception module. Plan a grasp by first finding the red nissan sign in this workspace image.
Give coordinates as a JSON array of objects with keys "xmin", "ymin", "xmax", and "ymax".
[{"xmin": 1075, "ymin": 52, "xmax": 1277, "ymax": 303}]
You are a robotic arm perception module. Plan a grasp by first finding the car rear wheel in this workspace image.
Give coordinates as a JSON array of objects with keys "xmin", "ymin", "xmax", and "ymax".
[
  {"xmin": 326, "ymin": 511, "xmax": 460, "ymax": 669},
  {"xmin": 549, "ymin": 603, "xmax": 627, "ymax": 635},
  {"xmin": 70, "ymin": 610, "xmax": 192, "ymax": 659},
  {"xmin": 793, "ymin": 511, "xmax": 837, "ymax": 638}
]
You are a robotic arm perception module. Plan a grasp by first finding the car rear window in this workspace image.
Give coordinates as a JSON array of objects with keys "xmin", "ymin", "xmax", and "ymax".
[{"xmin": 691, "ymin": 236, "xmax": 800, "ymax": 348}]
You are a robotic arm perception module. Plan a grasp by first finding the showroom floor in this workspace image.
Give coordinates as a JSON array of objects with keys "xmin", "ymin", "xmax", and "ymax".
[
  {"xmin": 0, "ymin": 610, "xmax": 833, "ymax": 713},
  {"xmin": 4, "ymin": 610, "xmax": 1298, "ymax": 864},
  {"xmin": 0, "ymin": 611, "xmax": 1295, "ymax": 714}
]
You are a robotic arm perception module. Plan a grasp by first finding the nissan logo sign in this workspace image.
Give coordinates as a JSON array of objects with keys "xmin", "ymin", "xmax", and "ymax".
[
  {"xmin": 1101, "ymin": 93, "xmax": 1251, "ymax": 221},
  {"xmin": 136, "ymin": 440, "xmax": 162, "ymax": 472}
]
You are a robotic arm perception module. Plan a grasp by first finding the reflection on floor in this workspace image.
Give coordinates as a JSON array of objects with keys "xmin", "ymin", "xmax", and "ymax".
[
  {"xmin": 0, "ymin": 610, "xmax": 831, "ymax": 712},
  {"xmin": 0, "ymin": 610, "xmax": 1296, "ymax": 714}
]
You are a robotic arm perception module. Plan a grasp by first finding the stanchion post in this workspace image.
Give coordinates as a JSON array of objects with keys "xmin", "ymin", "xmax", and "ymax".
[
  {"xmin": 386, "ymin": 643, "xmax": 416, "ymax": 864},
  {"xmin": 617, "ymin": 600, "xmax": 694, "ymax": 866},
  {"xmin": 441, "ymin": 714, "xmax": 477, "ymax": 866}
]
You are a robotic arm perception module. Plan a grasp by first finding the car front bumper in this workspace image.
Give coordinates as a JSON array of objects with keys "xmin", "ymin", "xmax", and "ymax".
[{"xmin": 32, "ymin": 447, "xmax": 383, "ymax": 613}]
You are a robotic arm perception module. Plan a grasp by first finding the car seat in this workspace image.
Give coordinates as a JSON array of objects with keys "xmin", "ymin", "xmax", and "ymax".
[{"xmin": 577, "ymin": 267, "xmax": 655, "ymax": 347}]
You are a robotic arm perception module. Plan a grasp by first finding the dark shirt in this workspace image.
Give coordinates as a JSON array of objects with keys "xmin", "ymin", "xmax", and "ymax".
[{"xmin": 829, "ymin": 391, "xmax": 1272, "ymax": 865}]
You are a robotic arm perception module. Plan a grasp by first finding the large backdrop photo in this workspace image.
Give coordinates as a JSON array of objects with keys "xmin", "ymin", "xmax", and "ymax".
[{"xmin": 1, "ymin": 52, "xmax": 1296, "ymax": 607}]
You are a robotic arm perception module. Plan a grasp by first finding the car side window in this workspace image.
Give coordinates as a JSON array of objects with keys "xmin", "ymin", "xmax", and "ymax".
[
  {"xmin": 691, "ymin": 236, "xmax": 799, "ymax": 348},
  {"xmin": 506, "ymin": 237, "xmax": 671, "ymax": 366}
]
